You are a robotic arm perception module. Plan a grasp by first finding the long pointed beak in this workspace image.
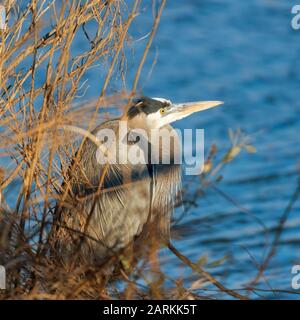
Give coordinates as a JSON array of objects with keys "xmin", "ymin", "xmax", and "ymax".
[{"xmin": 169, "ymin": 101, "xmax": 223, "ymax": 123}]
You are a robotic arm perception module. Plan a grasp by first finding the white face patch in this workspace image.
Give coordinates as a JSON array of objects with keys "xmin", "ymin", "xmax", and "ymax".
[
  {"xmin": 146, "ymin": 97, "xmax": 173, "ymax": 128},
  {"xmin": 146, "ymin": 111, "xmax": 162, "ymax": 129},
  {"xmin": 146, "ymin": 110, "xmax": 179, "ymax": 129}
]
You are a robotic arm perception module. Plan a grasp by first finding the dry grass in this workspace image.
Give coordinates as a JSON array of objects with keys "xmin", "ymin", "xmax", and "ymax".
[{"xmin": 0, "ymin": 0, "xmax": 295, "ymax": 300}]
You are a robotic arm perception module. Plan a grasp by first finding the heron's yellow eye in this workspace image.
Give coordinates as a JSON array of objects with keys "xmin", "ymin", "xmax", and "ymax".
[{"xmin": 160, "ymin": 108, "xmax": 166, "ymax": 115}]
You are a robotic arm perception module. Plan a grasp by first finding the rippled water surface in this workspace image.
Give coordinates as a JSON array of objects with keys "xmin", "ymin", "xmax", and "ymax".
[
  {"xmin": 6, "ymin": 0, "xmax": 299, "ymax": 299},
  {"xmin": 123, "ymin": 0, "xmax": 300, "ymax": 299}
]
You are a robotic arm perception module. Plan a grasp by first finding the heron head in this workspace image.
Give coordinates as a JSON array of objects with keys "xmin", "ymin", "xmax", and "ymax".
[{"xmin": 127, "ymin": 96, "xmax": 223, "ymax": 129}]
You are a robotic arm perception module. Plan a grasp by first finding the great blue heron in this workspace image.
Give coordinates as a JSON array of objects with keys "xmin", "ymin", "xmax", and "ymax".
[{"xmin": 52, "ymin": 97, "xmax": 222, "ymax": 266}]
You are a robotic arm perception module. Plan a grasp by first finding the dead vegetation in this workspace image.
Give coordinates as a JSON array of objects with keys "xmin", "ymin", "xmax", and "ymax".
[{"xmin": 0, "ymin": 0, "xmax": 297, "ymax": 300}]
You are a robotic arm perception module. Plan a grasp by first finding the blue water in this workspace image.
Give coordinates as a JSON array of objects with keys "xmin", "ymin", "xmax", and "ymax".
[
  {"xmin": 4, "ymin": 0, "xmax": 300, "ymax": 299},
  {"xmin": 62, "ymin": 0, "xmax": 300, "ymax": 298},
  {"xmin": 124, "ymin": 0, "xmax": 300, "ymax": 299}
]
